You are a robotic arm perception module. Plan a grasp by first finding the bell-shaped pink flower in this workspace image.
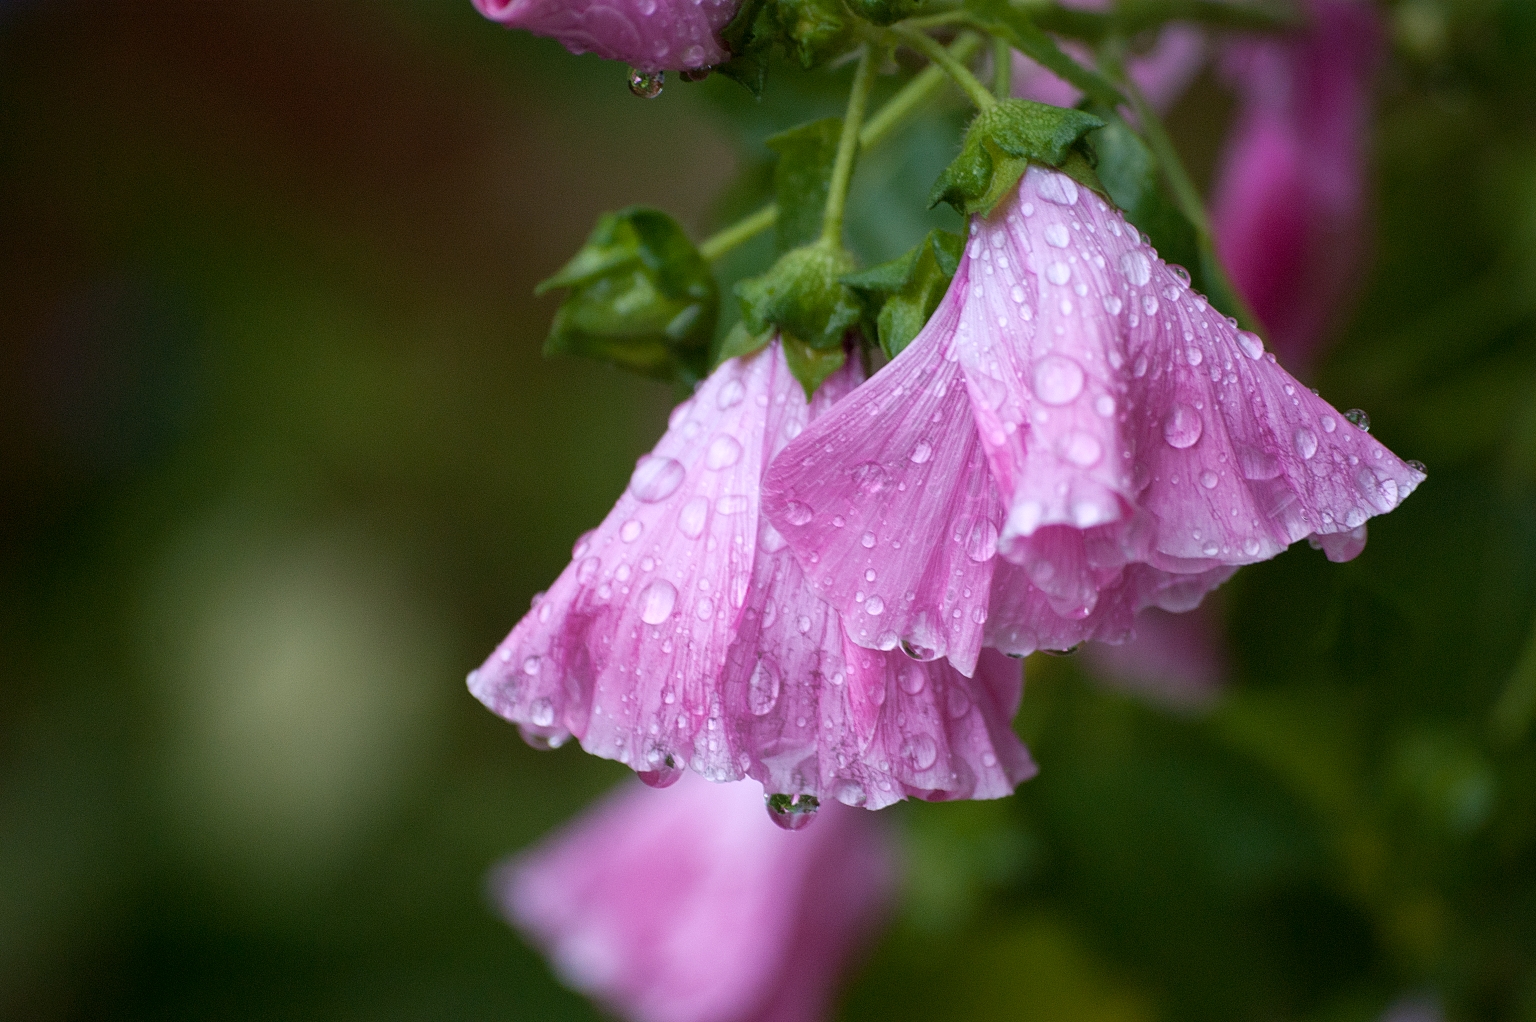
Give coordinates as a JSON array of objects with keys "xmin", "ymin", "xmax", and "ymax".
[
  {"xmin": 497, "ymin": 772, "xmax": 897, "ymax": 1022},
  {"xmin": 473, "ymin": 0, "xmax": 735, "ymax": 73},
  {"xmin": 1210, "ymin": 0, "xmax": 1384, "ymax": 370},
  {"xmin": 1083, "ymin": 604, "xmax": 1226, "ymax": 705},
  {"xmin": 762, "ymin": 165, "xmax": 1424, "ymax": 667},
  {"xmin": 469, "ymin": 340, "xmax": 1035, "ymax": 808}
]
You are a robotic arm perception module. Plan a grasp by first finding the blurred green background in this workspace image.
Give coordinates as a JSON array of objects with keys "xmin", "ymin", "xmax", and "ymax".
[{"xmin": 3, "ymin": 1, "xmax": 1536, "ymax": 1020}]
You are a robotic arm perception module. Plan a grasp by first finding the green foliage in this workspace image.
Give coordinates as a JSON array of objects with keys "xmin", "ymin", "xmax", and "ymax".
[
  {"xmin": 716, "ymin": 0, "xmax": 855, "ymax": 88},
  {"xmin": 841, "ymin": 228, "xmax": 963, "ymax": 357},
  {"xmin": 847, "ymin": 0, "xmax": 928, "ymax": 28},
  {"xmin": 735, "ymin": 240, "xmax": 867, "ymax": 391},
  {"xmin": 537, "ymin": 207, "xmax": 717, "ymax": 385},
  {"xmin": 768, "ymin": 118, "xmax": 844, "ymax": 253},
  {"xmin": 929, "ymin": 100, "xmax": 1105, "ymax": 217}
]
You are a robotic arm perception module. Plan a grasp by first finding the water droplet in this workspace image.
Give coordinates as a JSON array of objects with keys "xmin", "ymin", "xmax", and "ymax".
[
  {"xmin": 966, "ymin": 519, "xmax": 999, "ymax": 562},
  {"xmin": 522, "ymin": 655, "xmax": 541, "ymax": 676},
  {"xmin": 1011, "ymin": 285, "xmax": 1027, "ymax": 304},
  {"xmin": 620, "ymin": 519, "xmax": 643, "ymax": 542},
  {"xmin": 1322, "ymin": 416, "xmax": 1337, "ymax": 433},
  {"xmin": 1243, "ymin": 537, "xmax": 1262, "ymax": 556},
  {"xmin": 1059, "ymin": 432, "xmax": 1103, "ymax": 466},
  {"xmin": 705, "ymin": 434, "xmax": 743, "ymax": 469},
  {"xmin": 1236, "ymin": 330, "xmax": 1265, "ymax": 359},
  {"xmin": 1032, "ymin": 354, "xmax": 1084, "ymax": 405},
  {"xmin": 748, "ymin": 659, "xmax": 781, "ymax": 715},
  {"xmin": 575, "ymin": 556, "xmax": 600, "ymax": 584},
  {"xmin": 1036, "ymin": 173, "xmax": 1079, "ymax": 205},
  {"xmin": 945, "ymin": 683, "xmax": 972, "ymax": 719},
  {"xmin": 1239, "ymin": 447, "xmax": 1282, "ymax": 480},
  {"xmin": 908, "ymin": 734, "xmax": 939, "ymax": 770},
  {"xmin": 865, "ymin": 596, "xmax": 885, "ymax": 616},
  {"xmin": 638, "ymin": 757, "xmax": 683, "ymax": 788},
  {"xmin": 1295, "ymin": 427, "xmax": 1319, "ymax": 460},
  {"xmin": 1199, "ymin": 470, "xmax": 1218, "ymax": 489},
  {"xmin": 852, "ymin": 461, "xmax": 888, "ymax": 495},
  {"xmin": 1095, "ymin": 394, "xmax": 1116, "ymax": 417},
  {"xmin": 1103, "ymin": 295, "xmax": 1124, "ymax": 315},
  {"xmin": 1162, "ymin": 403, "xmax": 1203, "ymax": 449},
  {"xmin": 1119, "ymin": 251, "xmax": 1152, "ymax": 286},
  {"xmin": 677, "ymin": 495, "xmax": 709, "ymax": 538},
  {"xmin": 638, "ymin": 579, "xmax": 677, "ymax": 625},
  {"xmin": 716, "ymin": 494, "xmax": 750, "ymax": 515},
  {"xmin": 627, "ymin": 68, "xmax": 664, "ymax": 98},
  {"xmin": 1186, "ymin": 346, "xmax": 1203, "ymax": 367},
  {"xmin": 1043, "ymin": 644, "xmax": 1082, "ymax": 656},
  {"xmin": 1044, "ymin": 223, "xmax": 1070, "ymax": 248},
  {"xmin": 716, "ymin": 379, "xmax": 746, "ymax": 409},
  {"xmin": 765, "ymin": 793, "xmax": 819, "ymax": 830},
  {"xmin": 1169, "ymin": 264, "xmax": 1191, "ymax": 286},
  {"xmin": 783, "ymin": 500, "xmax": 813, "ymax": 526},
  {"xmin": 1047, "ymin": 262, "xmax": 1071, "ymax": 285},
  {"xmin": 528, "ymin": 697, "xmax": 556, "ymax": 727},
  {"xmin": 629, "ymin": 455, "xmax": 685, "ymax": 502},
  {"xmin": 910, "ymin": 442, "xmax": 933, "ymax": 464},
  {"xmin": 1133, "ymin": 354, "xmax": 1149, "ymax": 378},
  {"xmin": 695, "ymin": 597, "xmax": 713, "ymax": 620},
  {"xmin": 1407, "ymin": 459, "xmax": 1427, "ymax": 474},
  {"xmin": 518, "ymin": 725, "xmax": 567, "ymax": 751},
  {"xmin": 1344, "ymin": 408, "xmax": 1371, "ymax": 432},
  {"xmin": 1143, "ymin": 295, "xmax": 1159, "ymax": 316}
]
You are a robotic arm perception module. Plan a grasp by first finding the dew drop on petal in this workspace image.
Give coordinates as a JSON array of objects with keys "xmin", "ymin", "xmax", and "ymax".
[
  {"xmin": 1044, "ymin": 223, "xmax": 1071, "ymax": 248},
  {"xmin": 629, "ymin": 455, "xmax": 685, "ymax": 503},
  {"xmin": 1163, "ymin": 403, "xmax": 1203, "ymax": 449},
  {"xmin": 1060, "ymin": 432, "xmax": 1103, "ymax": 466},
  {"xmin": 1036, "ymin": 173, "xmax": 1079, "ymax": 205},
  {"xmin": 966, "ymin": 519, "xmax": 999, "ymax": 562},
  {"xmin": 909, "ymin": 734, "xmax": 939, "ymax": 770},
  {"xmin": 861, "ymin": 531, "xmax": 876, "ymax": 549},
  {"xmin": 1186, "ymin": 346, "xmax": 1203, "ymax": 367},
  {"xmin": 1032, "ymin": 355, "xmax": 1084, "ymax": 405},
  {"xmin": 1344, "ymin": 408, "xmax": 1371, "ymax": 432},
  {"xmin": 637, "ymin": 761, "xmax": 683, "ymax": 788},
  {"xmin": 716, "ymin": 494, "xmax": 750, "ymax": 515},
  {"xmin": 679, "ymin": 496, "xmax": 709, "ymax": 538},
  {"xmin": 853, "ymin": 461, "xmax": 889, "ymax": 494},
  {"xmin": 1199, "ymin": 470, "xmax": 1218, "ymax": 489},
  {"xmin": 865, "ymin": 596, "xmax": 885, "ymax": 616},
  {"xmin": 1119, "ymin": 251, "xmax": 1152, "ymax": 286},
  {"xmin": 1295, "ymin": 427, "xmax": 1319, "ymax": 460},
  {"xmin": 705, "ymin": 434, "xmax": 743, "ymax": 469},
  {"xmin": 620, "ymin": 519, "xmax": 643, "ymax": 542},
  {"xmin": 910, "ymin": 442, "xmax": 934, "ymax": 464},
  {"xmin": 639, "ymin": 579, "xmax": 677, "ymax": 624},
  {"xmin": 1095, "ymin": 394, "xmax": 1116, "ymax": 417},
  {"xmin": 576, "ymin": 556, "xmax": 600, "ymax": 584},
  {"xmin": 1237, "ymin": 330, "xmax": 1265, "ymax": 359},
  {"xmin": 1143, "ymin": 295, "xmax": 1159, "ymax": 316},
  {"xmin": 945, "ymin": 684, "xmax": 972, "ymax": 719},
  {"xmin": 1047, "ymin": 262, "xmax": 1071, "ymax": 285},
  {"xmin": 716, "ymin": 378, "xmax": 746, "ymax": 409},
  {"xmin": 748, "ymin": 660, "xmax": 781, "ymax": 715},
  {"xmin": 784, "ymin": 501, "xmax": 813, "ymax": 526},
  {"xmin": 1407, "ymin": 459, "xmax": 1427, "ymax": 474},
  {"xmin": 765, "ymin": 793, "xmax": 819, "ymax": 830},
  {"xmin": 528, "ymin": 697, "xmax": 556, "ymax": 727},
  {"xmin": 1103, "ymin": 295, "xmax": 1123, "ymax": 315}
]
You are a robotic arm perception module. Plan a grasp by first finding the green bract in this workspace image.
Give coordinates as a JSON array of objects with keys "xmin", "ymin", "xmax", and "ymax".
[
  {"xmin": 847, "ymin": 0, "xmax": 927, "ymax": 27},
  {"xmin": 842, "ymin": 229, "xmax": 963, "ymax": 358},
  {"xmin": 717, "ymin": 0, "xmax": 854, "ymax": 88},
  {"xmin": 929, "ymin": 100, "xmax": 1105, "ymax": 217},
  {"xmin": 735, "ymin": 241, "xmax": 865, "ymax": 393},
  {"xmin": 537, "ymin": 207, "xmax": 717, "ymax": 385}
]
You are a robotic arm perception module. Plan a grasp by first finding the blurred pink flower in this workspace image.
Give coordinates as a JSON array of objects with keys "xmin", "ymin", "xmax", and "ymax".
[
  {"xmin": 497, "ymin": 772, "xmax": 897, "ymax": 1022},
  {"xmin": 472, "ymin": 0, "xmax": 735, "ymax": 73},
  {"xmin": 469, "ymin": 340, "xmax": 1035, "ymax": 809},
  {"xmin": 1210, "ymin": 0, "xmax": 1385, "ymax": 370},
  {"xmin": 763, "ymin": 166, "xmax": 1425, "ymax": 665},
  {"xmin": 1083, "ymin": 604, "xmax": 1226, "ymax": 706},
  {"xmin": 1012, "ymin": 0, "xmax": 1206, "ymax": 113}
]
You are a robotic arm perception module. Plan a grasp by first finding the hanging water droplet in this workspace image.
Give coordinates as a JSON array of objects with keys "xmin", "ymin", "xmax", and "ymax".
[
  {"xmin": 1407, "ymin": 459, "xmax": 1427, "ymax": 473},
  {"xmin": 638, "ymin": 756, "xmax": 683, "ymax": 788},
  {"xmin": 528, "ymin": 697, "xmax": 556, "ymax": 727},
  {"xmin": 628, "ymin": 67, "xmax": 664, "ymax": 98},
  {"xmin": 679, "ymin": 66, "xmax": 712, "ymax": 82},
  {"xmin": 518, "ymin": 725, "xmax": 567, "ymax": 751},
  {"xmin": 765, "ymin": 793, "xmax": 819, "ymax": 830},
  {"xmin": 1344, "ymin": 408, "xmax": 1371, "ymax": 432},
  {"xmin": 1043, "ymin": 644, "xmax": 1083, "ymax": 656}
]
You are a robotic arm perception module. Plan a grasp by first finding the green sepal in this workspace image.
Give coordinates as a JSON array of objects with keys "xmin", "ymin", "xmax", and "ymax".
[
  {"xmin": 537, "ymin": 207, "xmax": 717, "ymax": 384},
  {"xmin": 928, "ymin": 100, "xmax": 1105, "ymax": 217},
  {"xmin": 717, "ymin": 0, "xmax": 774, "ymax": 96},
  {"xmin": 781, "ymin": 334, "xmax": 848, "ymax": 399},
  {"xmin": 846, "ymin": 0, "xmax": 926, "ymax": 27},
  {"xmin": 774, "ymin": 0, "xmax": 855, "ymax": 68},
  {"xmin": 768, "ymin": 119, "xmax": 844, "ymax": 254},
  {"xmin": 1085, "ymin": 110, "xmax": 1243, "ymax": 321},
  {"xmin": 715, "ymin": 320, "xmax": 774, "ymax": 366},
  {"xmin": 736, "ymin": 241, "xmax": 866, "ymax": 356},
  {"xmin": 841, "ymin": 229, "xmax": 964, "ymax": 358}
]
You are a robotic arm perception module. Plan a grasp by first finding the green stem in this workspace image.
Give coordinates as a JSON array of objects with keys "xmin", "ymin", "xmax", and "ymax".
[
  {"xmin": 821, "ymin": 42, "xmax": 879, "ymax": 246},
  {"xmin": 1493, "ymin": 612, "xmax": 1536, "ymax": 744},
  {"xmin": 992, "ymin": 35, "xmax": 1013, "ymax": 97},
  {"xmin": 893, "ymin": 25, "xmax": 997, "ymax": 111},
  {"xmin": 972, "ymin": 12, "xmax": 1122, "ymax": 107},
  {"xmin": 697, "ymin": 34, "xmax": 983, "ymax": 262},
  {"xmin": 698, "ymin": 205, "xmax": 778, "ymax": 263},
  {"xmin": 1030, "ymin": 0, "xmax": 1301, "ymax": 42}
]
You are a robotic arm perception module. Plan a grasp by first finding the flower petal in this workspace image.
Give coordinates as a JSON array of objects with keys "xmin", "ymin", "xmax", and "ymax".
[{"xmin": 473, "ymin": 0, "xmax": 735, "ymax": 72}]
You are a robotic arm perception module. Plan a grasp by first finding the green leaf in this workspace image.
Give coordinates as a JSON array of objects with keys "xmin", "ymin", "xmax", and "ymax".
[
  {"xmin": 537, "ymin": 207, "xmax": 717, "ymax": 384},
  {"xmin": 717, "ymin": 0, "xmax": 775, "ymax": 96},
  {"xmin": 768, "ymin": 118, "xmax": 844, "ymax": 254},
  {"xmin": 842, "ymin": 229, "xmax": 963, "ymax": 357},
  {"xmin": 781, "ymin": 333, "xmax": 848, "ymax": 398},
  {"xmin": 846, "ymin": 0, "xmax": 927, "ymax": 27},
  {"xmin": 929, "ymin": 100, "xmax": 1105, "ymax": 217},
  {"xmin": 773, "ymin": 0, "xmax": 855, "ymax": 68},
  {"xmin": 736, "ymin": 241, "xmax": 867, "ymax": 357}
]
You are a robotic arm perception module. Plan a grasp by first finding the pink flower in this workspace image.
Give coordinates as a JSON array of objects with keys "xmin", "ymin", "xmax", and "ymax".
[
  {"xmin": 1012, "ymin": 0, "xmax": 1206, "ymax": 113},
  {"xmin": 472, "ymin": 0, "xmax": 735, "ymax": 73},
  {"xmin": 762, "ymin": 165, "xmax": 1425, "ymax": 667},
  {"xmin": 469, "ymin": 340, "xmax": 1035, "ymax": 808},
  {"xmin": 1083, "ymin": 604, "xmax": 1226, "ymax": 706},
  {"xmin": 497, "ymin": 772, "xmax": 896, "ymax": 1022},
  {"xmin": 1210, "ymin": 0, "xmax": 1384, "ymax": 370}
]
